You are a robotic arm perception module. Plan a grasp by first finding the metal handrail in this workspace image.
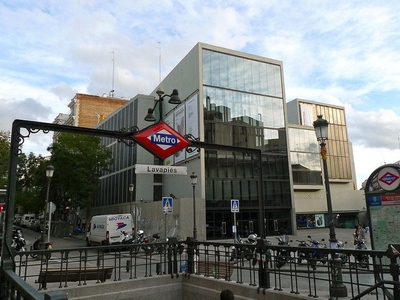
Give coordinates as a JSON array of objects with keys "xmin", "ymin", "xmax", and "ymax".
[{"xmin": 3, "ymin": 239, "xmax": 400, "ymax": 299}]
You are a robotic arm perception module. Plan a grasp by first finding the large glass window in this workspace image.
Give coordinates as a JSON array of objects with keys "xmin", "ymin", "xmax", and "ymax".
[
  {"xmin": 203, "ymin": 50, "xmax": 282, "ymax": 98},
  {"xmin": 203, "ymin": 48, "xmax": 292, "ymax": 236},
  {"xmin": 203, "ymin": 88, "xmax": 284, "ymax": 129},
  {"xmin": 289, "ymin": 128, "xmax": 323, "ymax": 185}
]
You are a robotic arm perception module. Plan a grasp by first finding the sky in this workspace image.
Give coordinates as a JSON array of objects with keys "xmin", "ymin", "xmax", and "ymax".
[{"xmin": 1, "ymin": 0, "xmax": 400, "ymax": 188}]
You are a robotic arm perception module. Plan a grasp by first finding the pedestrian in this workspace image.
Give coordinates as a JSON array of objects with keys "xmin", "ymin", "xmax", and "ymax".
[
  {"xmin": 354, "ymin": 224, "xmax": 365, "ymax": 245},
  {"xmin": 220, "ymin": 289, "xmax": 234, "ymax": 300}
]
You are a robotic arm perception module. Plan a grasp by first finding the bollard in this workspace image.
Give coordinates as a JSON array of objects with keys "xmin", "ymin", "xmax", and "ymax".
[
  {"xmin": 257, "ymin": 239, "xmax": 270, "ymax": 289},
  {"xmin": 329, "ymin": 254, "xmax": 348, "ymax": 297}
]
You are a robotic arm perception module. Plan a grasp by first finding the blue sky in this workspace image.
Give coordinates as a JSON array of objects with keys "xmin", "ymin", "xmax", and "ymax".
[{"xmin": 1, "ymin": 0, "xmax": 400, "ymax": 187}]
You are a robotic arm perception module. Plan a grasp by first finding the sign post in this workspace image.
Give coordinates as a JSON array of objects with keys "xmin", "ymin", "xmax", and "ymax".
[
  {"xmin": 47, "ymin": 202, "xmax": 56, "ymax": 242},
  {"xmin": 231, "ymin": 199, "xmax": 239, "ymax": 242},
  {"xmin": 162, "ymin": 197, "xmax": 173, "ymax": 241}
]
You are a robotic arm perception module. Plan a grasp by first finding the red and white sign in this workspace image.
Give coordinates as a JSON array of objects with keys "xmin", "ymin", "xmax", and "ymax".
[
  {"xmin": 377, "ymin": 167, "xmax": 400, "ymax": 191},
  {"xmin": 133, "ymin": 122, "xmax": 191, "ymax": 160}
]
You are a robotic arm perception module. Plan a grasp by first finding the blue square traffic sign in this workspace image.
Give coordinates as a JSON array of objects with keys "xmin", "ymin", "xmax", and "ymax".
[
  {"xmin": 231, "ymin": 199, "xmax": 239, "ymax": 213},
  {"xmin": 162, "ymin": 197, "xmax": 173, "ymax": 214}
]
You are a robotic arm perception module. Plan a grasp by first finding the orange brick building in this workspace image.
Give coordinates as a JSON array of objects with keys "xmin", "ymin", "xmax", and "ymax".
[{"xmin": 63, "ymin": 93, "xmax": 128, "ymax": 128}]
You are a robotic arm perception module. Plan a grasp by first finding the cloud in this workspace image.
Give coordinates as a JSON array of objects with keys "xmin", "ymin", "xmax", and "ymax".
[
  {"xmin": 0, "ymin": 98, "xmax": 52, "ymax": 132},
  {"xmin": 1, "ymin": 0, "xmax": 400, "ymax": 186}
]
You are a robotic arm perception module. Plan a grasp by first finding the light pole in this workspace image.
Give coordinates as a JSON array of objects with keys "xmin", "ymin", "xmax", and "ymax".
[
  {"xmin": 144, "ymin": 87, "xmax": 181, "ymax": 123},
  {"xmin": 129, "ymin": 183, "xmax": 134, "ymax": 215},
  {"xmin": 128, "ymin": 183, "xmax": 137, "ymax": 243},
  {"xmin": 313, "ymin": 115, "xmax": 347, "ymax": 298},
  {"xmin": 190, "ymin": 172, "xmax": 197, "ymax": 240},
  {"xmin": 42, "ymin": 165, "xmax": 54, "ymax": 242}
]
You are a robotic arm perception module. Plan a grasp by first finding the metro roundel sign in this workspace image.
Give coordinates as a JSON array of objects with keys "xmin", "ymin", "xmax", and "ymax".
[{"xmin": 133, "ymin": 122, "xmax": 191, "ymax": 160}]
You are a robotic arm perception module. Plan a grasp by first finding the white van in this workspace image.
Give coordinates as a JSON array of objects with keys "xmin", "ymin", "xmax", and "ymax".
[
  {"xmin": 86, "ymin": 214, "xmax": 133, "ymax": 246},
  {"xmin": 21, "ymin": 214, "xmax": 36, "ymax": 227}
]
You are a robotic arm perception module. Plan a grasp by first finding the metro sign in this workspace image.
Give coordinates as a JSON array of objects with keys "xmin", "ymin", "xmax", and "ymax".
[
  {"xmin": 133, "ymin": 122, "xmax": 191, "ymax": 160},
  {"xmin": 379, "ymin": 172, "xmax": 400, "ymax": 186}
]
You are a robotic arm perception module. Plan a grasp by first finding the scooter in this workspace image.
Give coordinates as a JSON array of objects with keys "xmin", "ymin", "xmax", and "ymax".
[
  {"xmin": 11, "ymin": 229, "xmax": 27, "ymax": 252},
  {"xmin": 230, "ymin": 234, "xmax": 259, "ymax": 261},
  {"xmin": 30, "ymin": 235, "xmax": 53, "ymax": 259},
  {"xmin": 275, "ymin": 233, "xmax": 292, "ymax": 268},
  {"xmin": 132, "ymin": 230, "xmax": 153, "ymax": 254},
  {"xmin": 354, "ymin": 235, "xmax": 369, "ymax": 268},
  {"xmin": 337, "ymin": 240, "xmax": 348, "ymax": 264},
  {"xmin": 119, "ymin": 230, "xmax": 134, "ymax": 244},
  {"xmin": 149, "ymin": 233, "xmax": 164, "ymax": 254},
  {"xmin": 296, "ymin": 239, "xmax": 310, "ymax": 264},
  {"xmin": 307, "ymin": 235, "xmax": 327, "ymax": 269}
]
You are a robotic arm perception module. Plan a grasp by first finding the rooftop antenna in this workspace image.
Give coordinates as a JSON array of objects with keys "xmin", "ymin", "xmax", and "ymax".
[
  {"xmin": 110, "ymin": 51, "xmax": 115, "ymax": 97},
  {"xmin": 158, "ymin": 42, "xmax": 161, "ymax": 83}
]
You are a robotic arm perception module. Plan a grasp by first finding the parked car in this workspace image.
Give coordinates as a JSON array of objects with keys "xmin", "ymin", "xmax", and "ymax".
[{"xmin": 20, "ymin": 214, "xmax": 36, "ymax": 228}]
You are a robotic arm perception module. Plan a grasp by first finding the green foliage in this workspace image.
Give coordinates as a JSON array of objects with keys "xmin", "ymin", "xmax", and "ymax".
[
  {"xmin": 49, "ymin": 133, "xmax": 113, "ymax": 218},
  {"xmin": 16, "ymin": 152, "xmax": 47, "ymax": 214},
  {"xmin": 0, "ymin": 131, "xmax": 10, "ymax": 188}
]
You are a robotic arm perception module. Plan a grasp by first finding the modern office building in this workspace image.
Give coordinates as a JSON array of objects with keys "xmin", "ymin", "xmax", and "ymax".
[
  {"xmin": 75, "ymin": 44, "xmax": 364, "ymax": 240},
  {"xmin": 92, "ymin": 43, "xmax": 294, "ymax": 240},
  {"xmin": 287, "ymin": 99, "xmax": 365, "ymax": 229}
]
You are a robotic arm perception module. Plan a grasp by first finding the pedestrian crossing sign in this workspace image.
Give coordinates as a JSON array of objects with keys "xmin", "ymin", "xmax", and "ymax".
[
  {"xmin": 231, "ymin": 199, "xmax": 239, "ymax": 213},
  {"xmin": 162, "ymin": 197, "xmax": 173, "ymax": 214}
]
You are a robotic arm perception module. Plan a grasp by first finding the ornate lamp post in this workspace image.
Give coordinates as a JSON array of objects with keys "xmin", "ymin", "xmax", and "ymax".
[
  {"xmin": 313, "ymin": 115, "xmax": 347, "ymax": 298},
  {"xmin": 42, "ymin": 165, "xmax": 54, "ymax": 242},
  {"xmin": 144, "ymin": 87, "xmax": 181, "ymax": 122},
  {"xmin": 190, "ymin": 172, "xmax": 197, "ymax": 240}
]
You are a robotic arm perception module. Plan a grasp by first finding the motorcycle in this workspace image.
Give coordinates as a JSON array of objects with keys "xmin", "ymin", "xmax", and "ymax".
[
  {"xmin": 354, "ymin": 235, "xmax": 369, "ymax": 268},
  {"xmin": 11, "ymin": 229, "xmax": 27, "ymax": 252},
  {"xmin": 119, "ymin": 230, "xmax": 134, "ymax": 244},
  {"xmin": 306, "ymin": 235, "xmax": 327, "ymax": 269},
  {"xmin": 30, "ymin": 235, "xmax": 53, "ymax": 259},
  {"xmin": 296, "ymin": 239, "xmax": 310, "ymax": 264},
  {"xmin": 230, "ymin": 233, "xmax": 260, "ymax": 261},
  {"xmin": 275, "ymin": 233, "xmax": 292, "ymax": 268},
  {"xmin": 337, "ymin": 240, "xmax": 348, "ymax": 264},
  {"xmin": 132, "ymin": 230, "xmax": 153, "ymax": 254},
  {"xmin": 149, "ymin": 233, "xmax": 164, "ymax": 254}
]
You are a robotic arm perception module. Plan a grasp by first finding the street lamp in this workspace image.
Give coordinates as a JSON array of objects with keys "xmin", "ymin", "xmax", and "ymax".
[
  {"xmin": 190, "ymin": 172, "xmax": 197, "ymax": 240},
  {"xmin": 144, "ymin": 88, "xmax": 181, "ymax": 122},
  {"xmin": 129, "ymin": 183, "xmax": 134, "ymax": 215},
  {"xmin": 128, "ymin": 183, "xmax": 137, "ymax": 244},
  {"xmin": 42, "ymin": 165, "xmax": 54, "ymax": 242},
  {"xmin": 313, "ymin": 115, "xmax": 347, "ymax": 297}
]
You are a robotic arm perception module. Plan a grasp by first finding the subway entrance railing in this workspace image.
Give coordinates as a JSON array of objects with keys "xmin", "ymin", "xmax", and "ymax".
[{"xmin": 2, "ymin": 238, "xmax": 400, "ymax": 300}]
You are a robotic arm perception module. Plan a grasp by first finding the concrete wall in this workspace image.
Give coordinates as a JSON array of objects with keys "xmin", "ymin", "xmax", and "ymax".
[{"xmin": 61, "ymin": 274, "xmax": 310, "ymax": 300}]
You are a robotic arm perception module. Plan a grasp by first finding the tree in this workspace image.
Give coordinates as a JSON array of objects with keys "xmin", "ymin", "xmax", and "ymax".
[
  {"xmin": 49, "ymin": 133, "xmax": 113, "ymax": 223},
  {"xmin": 0, "ymin": 130, "xmax": 10, "ymax": 188},
  {"xmin": 16, "ymin": 152, "xmax": 47, "ymax": 214}
]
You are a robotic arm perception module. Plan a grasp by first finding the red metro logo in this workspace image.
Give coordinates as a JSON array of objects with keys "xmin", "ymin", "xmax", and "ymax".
[
  {"xmin": 133, "ymin": 122, "xmax": 191, "ymax": 160},
  {"xmin": 379, "ymin": 172, "xmax": 400, "ymax": 186},
  {"xmin": 377, "ymin": 167, "xmax": 400, "ymax": 191}
]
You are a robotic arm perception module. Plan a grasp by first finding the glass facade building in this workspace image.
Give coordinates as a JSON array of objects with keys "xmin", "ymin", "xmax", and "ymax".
[
  {"xmin": 91, "ymin": 44, "xmax": 295, "ymax": 240},
  {"xmin": 201, "ymin": 49, "xmax": 292, "ymax": 238},
  {"xmin": 287, "ymin": 99, "xmax": 358, "ymax": 230}
]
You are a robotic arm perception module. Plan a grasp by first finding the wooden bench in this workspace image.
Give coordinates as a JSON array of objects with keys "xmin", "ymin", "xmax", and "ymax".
[
  {"xmin": 36, "ymin": 266, "xmax": 114, "ymax": 289},
  {"xmin": 197, "ymin": 261, "xmax": 234, "ymax": 280}
]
